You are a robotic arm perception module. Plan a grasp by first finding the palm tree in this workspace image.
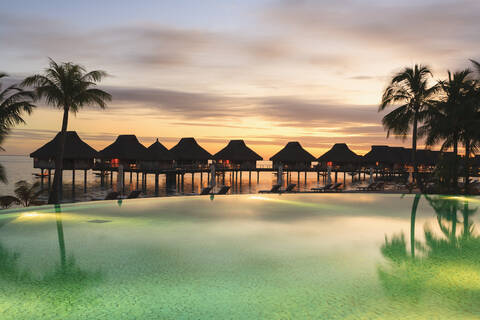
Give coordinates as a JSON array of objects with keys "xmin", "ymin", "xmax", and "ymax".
[
  {"xmin": 420, "ymin": 70, "xmax": 476, "ymax": 192},
  {"xmin": 471, "ymin": 59, "xmax": 480, "ymax": 74},
  {"xmin": 12, "ymin": 180, "xmax": 44, "ymax": 207},
  {"xmin": 466, "ymin": 60, "xmax": 480, "ymax": 192},
  {"xmin": 22, "ymin": 59, "xmax": 111, "ymax": 204},
  {"xmin": 380, "ymin": 65, "xmax": 438, "ymax": 181},
  {"xmin": 0, "ymin": 195, "xmax": 20, "ymax": 209},
  {"xmin": 0, "ymin": 73, "xmax": 36, "ymax": 182}
]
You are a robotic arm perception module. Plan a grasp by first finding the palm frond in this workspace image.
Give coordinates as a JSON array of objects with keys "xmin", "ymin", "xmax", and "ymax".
[
  {"xmin": 382, "ymin": 104, "xmax": 412, "ymax": 139},
  {"xmin": 81, "ymin": 70, "xmax": 108, "ymax": 82},
  {"xmin": 13, "ymin": 180, "xmax": 42, "ymax": 206},
  {"xmin": 470, "ymin": 59, "xmax": 480, "ymax": 75}
]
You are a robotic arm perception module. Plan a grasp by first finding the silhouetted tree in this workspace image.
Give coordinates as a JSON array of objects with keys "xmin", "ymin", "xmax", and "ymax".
[
  {"xmin": 420, "ymin": 70, "xmax": 477, "ymax": 192},
  {"xmin": 380, "ymin": 65, "xmax": 438, "ymax": 181},
  {"xmin": 12, "ymin": 180, "xmax": 44, "ymax": 207},
  {"xmin": 23, "ymin": 59, "xmax": 111, "ymax": 204},
  {"xmin": 0, "ymin": 195, "xmax": 20, "ymax": 209},
  {"xmin": 0, "ymin": 73, "xmax": 36, "ymax": 182}
]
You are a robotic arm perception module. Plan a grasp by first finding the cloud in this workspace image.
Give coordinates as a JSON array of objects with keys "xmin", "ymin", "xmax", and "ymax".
[
  {"xmin": 99, "ymin": 85, "xmax": 382, "ymax": 128},
  {"xmin": 265, "ymin": 0, "xmax": 480, "ymax": 63}
]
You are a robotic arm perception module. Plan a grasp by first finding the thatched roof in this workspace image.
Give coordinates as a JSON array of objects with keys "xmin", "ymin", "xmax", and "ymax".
[
  {"xmin": 317, "ymin": 143, "xmax": 360, "ymax": 163},
  {"xmin": 389, "ymin": 147, "xmax": 409, "ymax": 164},
  {"xmin": 97, "ymin": 135, "xmax": 151, "ymax": 160},
  {"xmin": 364, "ymin": 146, "xmax": 442, "ymax": 165},
  {"xmin": 148, "ymin": 139, "xmax": 174, "ymax": 161},
  {"xmin": 415, "ymin": 149, "xmax": 437, "ymax": 165},
  {"xmin": 213, "ymin": 140, "xmax": 262, "ymax": 161},
  {"xmin": 30, "ymin": 131, "xmax": 97, "ymax": 160},
  {"xmin": 169, "ymin": 137, "xmax": 212, "ymax": 161},
  {"xmin": 270, "ymin": 141, "xmax": 316, "ymax": 162},
  {"xmin": 363, "ymin": 145, "xmax": 398, "ymax": 164}
]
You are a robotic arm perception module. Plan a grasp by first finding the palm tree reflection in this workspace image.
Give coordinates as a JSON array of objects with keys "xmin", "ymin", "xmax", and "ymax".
[
  {"xmin": 0, "ymin": 205, "xmax": 103, "ymax": 313},
  {"xmin": 378, "ymin": 195, "xmax": 480, "ymax": 313},
  {"xmin": 55, "ymin": 204, "xmax": 67, "ymax": 268}
]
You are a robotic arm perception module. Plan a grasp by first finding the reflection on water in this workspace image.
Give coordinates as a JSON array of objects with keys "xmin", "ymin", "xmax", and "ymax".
[
  {"xmin": 0, "ymin": 205, "xmax": 103, "ymax": 318},
  {"xmin": 1, "ymin": 194, "xmax": 480, "ymax": 319},
  {"xmin": 379, "ymin": 195, "xmax": 480, "ymax": 317}
]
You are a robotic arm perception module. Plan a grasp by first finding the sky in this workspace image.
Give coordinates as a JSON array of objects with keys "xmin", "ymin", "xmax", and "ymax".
[{"xmin": 1, "ymin": 0, "xmax": 479, "ymax": 158}]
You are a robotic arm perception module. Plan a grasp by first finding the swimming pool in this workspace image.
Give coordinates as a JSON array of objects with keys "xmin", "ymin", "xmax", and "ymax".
[{"xmin": 1, "ymin": 194, "xmax": 479, "ymax": 319}]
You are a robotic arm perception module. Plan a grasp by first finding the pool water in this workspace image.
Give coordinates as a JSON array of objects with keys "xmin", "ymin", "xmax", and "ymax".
[{"xmin": 1, "ymin": 194, "xmax": 480, "ymax": 319}]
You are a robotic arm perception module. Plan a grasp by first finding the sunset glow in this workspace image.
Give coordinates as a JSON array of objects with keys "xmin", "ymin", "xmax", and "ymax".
[{"xmin": 1, "ymin": 0, "xmax": 479, "ymax": 157}]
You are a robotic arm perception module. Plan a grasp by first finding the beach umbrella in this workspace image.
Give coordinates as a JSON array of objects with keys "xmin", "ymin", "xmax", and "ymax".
[
  {"xmin": 369, "ymin": 167, "xmax": 373, "ymax": 184},
  {"xmin": 210, "ymin": 164, "xmax": 216, "ymax": 188},
  {"xmin": 277, "ymin": 164, "xmax": 283, "ymax": 186},
  {"xmin": 327, "ymin": 166, "xmax": 332, "ymax": 184},
  {"xmin": 117, "ymin": 164, "xmax": 124, "ymax": 194}
]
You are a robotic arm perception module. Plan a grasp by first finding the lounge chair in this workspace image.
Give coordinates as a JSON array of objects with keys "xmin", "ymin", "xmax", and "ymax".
[
  {"xmin": 326, "ymin": 182, "xmax": 343, "ymax": 192},
  {"xmin": 283, "ymin": 183, "xmax": 296, "ymax": 193},
  {"xmin": 215, "ymin": 186, "xmax": 230, "ymax": 195},
  {"xmin": 259, "ymin": 184, "xmax": 282, "ymax": 193},
  {"xmin": 127, "ymin": 190, "xmax": 142, "ymax": 199},
  {"xmin": 105, "ymin": 191, "xmax": 119, "ymax": 200},
  {"xmin": 311, "ymin": 183, "xmax": 333, "ymax": 192},
  {"xmin": 200, "ymin": 186, "xmax": 213, "ymax": 195}
]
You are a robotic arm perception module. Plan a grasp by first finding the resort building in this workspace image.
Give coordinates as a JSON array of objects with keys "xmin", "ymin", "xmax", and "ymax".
[
  {"xmin": 169, "ymin": 137, "xmax": 212, "ymax": 168},
  {"xmin": 145, "ymin": 139, "xmax": 174, "ymax": 170},
  {"xmin": 96, "ymin": 134, "xmax": 151, "ymax": 171},
  {"xmin": 213, "ymin": 140, "xmax": 262, "ymax": 169},
  {"xmin": 30, "ymin": 131, "xmax": 97, "ymax": 171},
  {"xmin": 317, "ymin": 143, "xmax": 361, "ymax": 169},
  {"xmin": 364, "ymin": 146, "xmax": 446, "ymax": 171},
  {"xmin": 270, "ymin": 141, "xmax": 316, "ymax": 170},
  {"xmin": 363, "ymin": 145, "xmax": 404, "ymax": 169}
]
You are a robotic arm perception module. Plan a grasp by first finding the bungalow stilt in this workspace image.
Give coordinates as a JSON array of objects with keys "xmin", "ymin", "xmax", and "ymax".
[{"xmin": 84, "ymin": 169, "xmax": 87, "ymax": 193}]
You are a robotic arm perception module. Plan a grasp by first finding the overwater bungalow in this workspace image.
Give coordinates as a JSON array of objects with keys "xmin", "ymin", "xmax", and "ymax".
[
  {"xmin": 96, "ymin": 134, "xmax": 151, "ymax": 171},
  {"xmin": 213, "ymin": 140, "xmax": 262, "ymax": 169},
  {"xmin": 270, "ymin": 141, "xmax": 316, "ymax": 170},
  {"xmin": 169, "ymin": 137, "xmax": 212, "ymax": 168},
  {"xmin": 415, "ymin": 149, "xmax": 440, "ymax": 170},
  {"xmin": 363, "ymin": 145, "xmax": 403, "ymax": 170},
  {"xmin": 317, "ymin": 143, "xmax": 361, "ymax": 169},
  {"xmin": 30, "ymin": 131, "xmax": 97, "ymax": 192},
  {"xmin": 145, "ymin": 139, "xmax": 174, "ymax": 170},
  {"xmin": 30, "ymin": 131, "xmax": 97, "ymax": 171},
  {"xmin": 364, "ymin": 146, "xmax": 442, "ymax": 171}
]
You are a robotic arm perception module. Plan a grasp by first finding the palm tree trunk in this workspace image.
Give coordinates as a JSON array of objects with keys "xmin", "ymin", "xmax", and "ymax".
[
  {"xmin": 464, "ymin": 140, "xmax": 470, "ymax": 195},
  {"xmin": 411, "ymin": 112, "xmax": 418, "ymax": 183},
  {"xmin": 48, "ymin": 106, "xmax": 69, "ymax": 204},
  {"xmin": 410, "ymin": 194, "xmax": 420, "ymax": 258}
]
